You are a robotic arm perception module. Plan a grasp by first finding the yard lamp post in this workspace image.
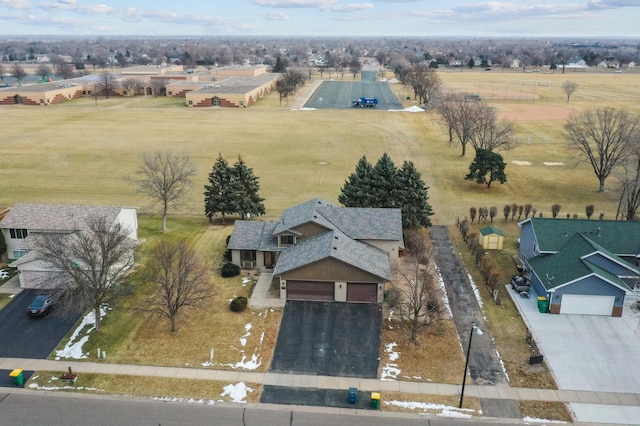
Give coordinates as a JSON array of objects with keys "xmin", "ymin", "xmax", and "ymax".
[{"xmin": 459, "ymin": 321, "xmax": 476, "ymax": 409}]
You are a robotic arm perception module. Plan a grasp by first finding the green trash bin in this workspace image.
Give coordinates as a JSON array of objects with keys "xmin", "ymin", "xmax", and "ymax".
[
  {"xmin": 9, "ymin": 368, "xmax": 24, "ymax": 386},
  {"xmin": 371, "ymin": 392, "xmax": 380, "ymax": 409},
  {"xmin": 537, "ymin": 296, "xmax": 549, "ymax": 313}
]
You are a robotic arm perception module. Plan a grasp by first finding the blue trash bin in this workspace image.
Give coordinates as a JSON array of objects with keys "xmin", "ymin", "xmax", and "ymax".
[{"xmin": 348, "ymin": 387, "xmax": 358, "ymax": 404}]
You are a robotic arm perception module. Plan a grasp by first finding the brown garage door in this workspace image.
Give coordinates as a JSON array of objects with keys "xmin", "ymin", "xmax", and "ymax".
[
  {"xmin": 347, "ymin": 283, "xmax": 378, "ymax": 303},
  {"xmin": 287, "ymin": 280, "xmax": 334, "ymax": 301}
]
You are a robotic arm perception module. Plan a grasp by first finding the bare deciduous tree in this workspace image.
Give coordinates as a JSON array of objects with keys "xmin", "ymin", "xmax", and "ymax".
[
  {"xmin": 551, "ymin": 204, "xmax": 561, "ymax": 218},
  {"xmin": 615, "ymin": 147, "xmax": 640, "ymax": 221},
  {"xmin": 471, "ymin": 106, "xmax": 516, "ymax": 152},
  {"xmin": 436, "ymin": 93, "xmax": 482, "ymax": 156},
  {"xmin": 136, "ymin": 151, "xmax": 197, "ymax": 231},
  {"xmin": 32, "ymin": 214, "xmax": 136, "ymax": 331},
  {"xmin": 149, "ymin": 78, "xmax": 168, "ymax": 96},
  {"xmin": 121, "ymin": 77, "xmax": 142, "ymax": 96},
  {"xmin": 98, "ymin": 71, "xmax": 118, "ymax": 98},
  {"xmin": 35, "ymin": 63, "xmax": 52, "ymax": 80},
  {"xmin": 562, "ymin": 80, "xmax": 578, "ymax": 102},
  {"xmin": 387, "ymin": 230, "xmax": 444, "ymax": 345},
  {"xmin": 12, "ymin": 63, "xmax": 27, "ymax": 84},
  {"xmin": 141, "ymin": 238, "xmax": 212, "ymax": 332},
  {"xmin": 401, "ymin": 63, "xmax": 442, "ymax": 106},
  {"xmin": 565, "ymin": 107, "xmax": 639, "ymax": 192},
  {"xmin": 0, "ymin": 62, "xmax": 5, "ymax": 82}
]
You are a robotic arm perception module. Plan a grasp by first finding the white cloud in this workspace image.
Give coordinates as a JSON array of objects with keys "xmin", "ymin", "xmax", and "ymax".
[
  {"xmin": 253, "ymin": 0, "xmax": 338, "ymax": 8},
  {"xmin": 1, "ymin": 0, "xmax": 31, "ymax": 10},
  {"xmin": 260, "ymin": 10, "xmax": 291, "ymax": 20}
]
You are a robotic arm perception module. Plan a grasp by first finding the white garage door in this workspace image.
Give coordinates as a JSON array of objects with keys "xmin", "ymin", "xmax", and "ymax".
[{"xmin": 560, "ymin": 294, "xmax": 615, "ymax": 316}]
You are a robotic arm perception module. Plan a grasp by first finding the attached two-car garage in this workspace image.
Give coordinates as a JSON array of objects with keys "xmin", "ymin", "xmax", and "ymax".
[
  {"xmin": 285, "ymin": 280, "xmax": 379, "ymax": 303},
  {"xmin": 560, "ymin": 294, "xmax": 615, "ymax": 316}
]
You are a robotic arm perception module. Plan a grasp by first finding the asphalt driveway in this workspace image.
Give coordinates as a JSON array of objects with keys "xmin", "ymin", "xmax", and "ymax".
[
  {"xmin": 510, "ymin": 285, "xmax": 640, "ymax": 393},
  {"xmin": 0, "ymin": 290, "xmax": 82, "ymax": 359},
  {"xmin": 269, "ymin": 301, "xmax": 382, "ymax": 378}
]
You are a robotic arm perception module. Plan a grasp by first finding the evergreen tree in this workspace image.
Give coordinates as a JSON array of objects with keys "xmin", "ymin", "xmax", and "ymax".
[
  {"xmin": 203, "ymin": 154, "xmax": 235, "ymax": 223},
  {"xmin": 397, "ymin": 161, "xmax": 434, "ymax": 228},
  {"xmin": 231, "ymin": 156, "xmax": 265, "ymax": 219},
  {"xmin": 465, "ymin": 148, "xmax": 507, "ymax": 188},
  {"xmin": 338, "ymin": 156, "xmax": 373, "ymax": 207},
  {"xmin": 370, "ymin": 153, "xmax": 400, "ymax": 207},
  {"xmin": 272, "ymin": 55, "xmax": 286, "ymax": 73}
]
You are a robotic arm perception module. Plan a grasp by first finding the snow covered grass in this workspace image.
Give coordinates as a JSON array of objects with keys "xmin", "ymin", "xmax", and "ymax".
[
  {"xmin": 381, "ymin": 342, "xmax": 401, "ymax": 381},
  {"xmin": 385, "ymin": 400, "xmax": 476, "ymax": 418},
  {"xmin": 25, "ymin": 371, "xmax": 261, "ymax": 404},
  {"xmin": 55, "ymin": 305, "xmax": 109, "ymax": 360}
]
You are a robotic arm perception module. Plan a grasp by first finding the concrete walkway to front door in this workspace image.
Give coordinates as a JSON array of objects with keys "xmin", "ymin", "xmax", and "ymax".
[{"xmin": 249, "ymin": 273, "xmax": 285, "ymax": 309}]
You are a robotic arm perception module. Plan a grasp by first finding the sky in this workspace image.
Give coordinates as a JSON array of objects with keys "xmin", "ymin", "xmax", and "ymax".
[{"xmin": 0, "ymin": 0, "xmax": 639, "ymax": 38}]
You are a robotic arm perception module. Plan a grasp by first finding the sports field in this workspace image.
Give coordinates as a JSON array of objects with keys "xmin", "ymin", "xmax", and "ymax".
[{"xmin": 1, "ymin": 69, "xmax": 639, "ymax": 224}]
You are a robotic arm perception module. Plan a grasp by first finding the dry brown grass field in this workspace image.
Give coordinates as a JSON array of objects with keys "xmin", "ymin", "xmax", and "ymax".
[{"xmin": 2, "ymin": 70, "xmax": 639, "ymax": 224}]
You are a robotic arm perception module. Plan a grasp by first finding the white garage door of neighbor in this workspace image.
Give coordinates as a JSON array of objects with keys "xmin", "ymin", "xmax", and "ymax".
[{"xmin": 560, "ymin": 294, "xmax": 615, "ymax": 316}]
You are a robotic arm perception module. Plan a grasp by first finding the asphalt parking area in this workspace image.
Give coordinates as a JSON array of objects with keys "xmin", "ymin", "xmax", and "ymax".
[
  {"xmin": 303, "ymin": 71, "xmax": 403, "ymax": 110},
  {"xmin": 269, "ymin": 301, "xmax": 382, "ymax": 378},
  {"xmin": 0, "ymin": 290, "xmax": 82, "ymax": 359}
]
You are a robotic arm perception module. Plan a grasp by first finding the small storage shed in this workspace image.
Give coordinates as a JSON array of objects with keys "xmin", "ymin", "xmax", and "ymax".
[{"xmin": 479, "ymin": 226, "xmax": 504, "ymax": 250}]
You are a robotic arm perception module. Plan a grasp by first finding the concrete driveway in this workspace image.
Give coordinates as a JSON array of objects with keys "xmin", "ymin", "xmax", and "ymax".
[
  {"xmin": 0, "ymin": 289, "xmax": 82, "ymax": 359},
  {"xmin": 510, "ymin": 286, "xmax": 640, "ymax": 394},
  {"xmin": 269, "ymin": 301, "xmax": 382, "ymax": 378}
]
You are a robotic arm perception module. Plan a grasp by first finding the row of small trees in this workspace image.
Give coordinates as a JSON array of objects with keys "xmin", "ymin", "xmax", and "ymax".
[
  {"xmin": 339, "ymin": 153, "xmax": 434, "ymax": 229},
  {"xmin": 469, "ymin": 204, "xmax": 536, "ymax": 224}
]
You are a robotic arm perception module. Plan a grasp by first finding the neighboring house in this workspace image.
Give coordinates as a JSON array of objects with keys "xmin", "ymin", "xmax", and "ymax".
[
  {"xmin": 227, "ymin": 198, "xmax": 403, "ymax": 303},
  {"xmin": 518, "ymin": 218, "xmax": 640, "ymax": 317},
  {"xmin": 479, "ymin": 226, "xmax": 504, "ymax": 250},
  {"xmin": 0, "ymin": 204, "xmax": 138, "ymax": 289}
]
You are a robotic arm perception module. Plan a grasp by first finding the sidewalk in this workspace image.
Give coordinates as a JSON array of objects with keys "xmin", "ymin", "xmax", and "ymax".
[
  {"xmin": 249, "ymin": 272, "xmax": 285, "ymax": 309},
  {"xmin": 2, "ymin": 356, "xmax": 639, "ymax": 408}
]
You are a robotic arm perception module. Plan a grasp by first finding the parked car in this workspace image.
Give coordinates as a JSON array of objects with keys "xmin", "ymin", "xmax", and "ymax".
[{"xmin": 26, "ymin": 294, "xmax": 53, "ymax": 317}]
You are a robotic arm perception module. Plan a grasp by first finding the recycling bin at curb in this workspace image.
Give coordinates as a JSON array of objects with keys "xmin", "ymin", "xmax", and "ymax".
[
  {"xmin": 371, "ymin": 392, "xmax": 380, "ymax": 409},
  {"xmin": 537, "ymin": 296, "xmax": 549, "ymax": 313},
  {"xmin": 348, "ymin": 387, "xmax": 358, "ymax": 404},
  {"xmin": 9, "ymin": 368, "xmax": 24, "ymax": 386}
]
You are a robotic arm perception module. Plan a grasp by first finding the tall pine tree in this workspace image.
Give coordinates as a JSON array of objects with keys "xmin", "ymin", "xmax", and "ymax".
[
  {"xmin": 231, "ymin": 156, "xmax": 265, "ymax": 219},
  {"xmin": 339, "ymin": 153, "xmax": 434, "ymax": 229},
  {"xmin": 370, "ymin": 153, "xmax": 400, "ymax": 207},
  {"xmin": 338, "ymin": 156, "xmax": 373, "ymax": 207},
  {"xmin": 397, "ymin": 160, "xmax": 434, "ymax": 228},
  {"xmin": 204, "ymin": 154, "xmax": 235, "ymax": 223}
]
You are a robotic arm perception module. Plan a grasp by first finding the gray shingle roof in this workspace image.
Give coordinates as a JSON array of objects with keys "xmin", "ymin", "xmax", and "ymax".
[
  {"xmin": 0, "ymin": 204, "xmax": 122, "ymax": 231},
  {"xmin": 272, "ymin": 228, "xmax": 391, "ymax": 280},
  {"xmin": 273, "ymin": 198, "xmax": 336, "ymax": 235},
  {"xmin": 227, "ymin": 220, "xmax": 280, "ymax": 251},
  {"xmin": 316, "ymin": 206, "xmax": 403, "ymax": 243}
]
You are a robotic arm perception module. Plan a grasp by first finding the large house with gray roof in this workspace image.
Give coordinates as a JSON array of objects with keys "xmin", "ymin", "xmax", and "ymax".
[
  {"xmin": 0, "ymin": 204, "xmax": 138, "ymax": 289},
  {"xmin": 227, "ymin": 198, "xmax": 403, "ymax": 303},
  {"xmin": 518, "ymin": 218, "xmax": 640, "ymax": 316}
]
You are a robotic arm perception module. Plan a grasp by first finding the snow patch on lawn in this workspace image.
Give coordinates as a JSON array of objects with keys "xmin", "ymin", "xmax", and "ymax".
[
  {"xmin": 467, "ymin": 273, "xmax": 483, "ymax": 310},
  {"xmin": 543, "ymin": 162, "xmax": 564, "ymax": 166},
  {"xmin": 384, "ymin": 400, "xmax": 475, "ymax": 418},
  {"xmin": 220, "ymin": 382, "xmax": 254, "ymax": 403},
  {"xmin": 512, "ymin": 160, "xmax": 532, "ymax": 166},
  {"xmin": 55, "ymin": 305, "xmax": 108, "ymax": 360},
  {"xmin": 523, "ymin": 416, "xmax": 567, "ymax": 424},
  {"xmin": 434, "ymin": 264, "xmax": 453, "ymax": 318},
  {"xmin": 28, "ymin": 375, "xmax": 102, "ymax": 392},
  {"xmin": 154, "ymin": 396, "xmax": 216, "ymax": 405},
  {"xmin": 240, "ymin": 323, "xmax": 252, "ymax": 347},
  {"xmin": 381, "ymin": 342, "xmax": 401, "ymax": 381}
]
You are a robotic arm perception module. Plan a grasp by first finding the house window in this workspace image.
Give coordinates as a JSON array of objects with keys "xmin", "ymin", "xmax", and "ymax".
[
  {"xmin": 280, "ymin": 235, "xmax": 294, "ymax": 246},
  {"xmin": 188, "ymin": 100, "xmax": 193, "ymax": 105},
  {"xmin": 212, "ymin": 97, "xmax": 221, "ymax": 106},
  {"xmin": 9, "ymin": 228, "xmax": 28, "ymax": 239},
  {"xmin": 12, "ymin": 250, "xmax": 26, "ymax": 259},
  {"xmin": 240, "ymin": 250, "xmax": 257, "ymax": 268}
]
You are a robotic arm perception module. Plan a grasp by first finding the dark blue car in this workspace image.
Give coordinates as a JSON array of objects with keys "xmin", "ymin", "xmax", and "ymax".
[{"xmin": 26, "ymin": 295, "xmax": 53, "ymax": 317}]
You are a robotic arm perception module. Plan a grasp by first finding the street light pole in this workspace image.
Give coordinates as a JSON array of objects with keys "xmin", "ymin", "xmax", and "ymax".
[{"xmin": 459, "ymin": 321, "xmax": 476, "ymax": 408}]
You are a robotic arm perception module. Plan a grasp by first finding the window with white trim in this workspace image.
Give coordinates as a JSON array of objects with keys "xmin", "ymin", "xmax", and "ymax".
[{"xmin": 9, "ymin": 228, "xmax": 28, "ymax": 239}]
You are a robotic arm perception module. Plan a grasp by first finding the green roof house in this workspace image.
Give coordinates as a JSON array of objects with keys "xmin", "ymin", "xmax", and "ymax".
[{"xmin": 517, "ymin": 218, "xmax": 640, "ymax": 316}]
